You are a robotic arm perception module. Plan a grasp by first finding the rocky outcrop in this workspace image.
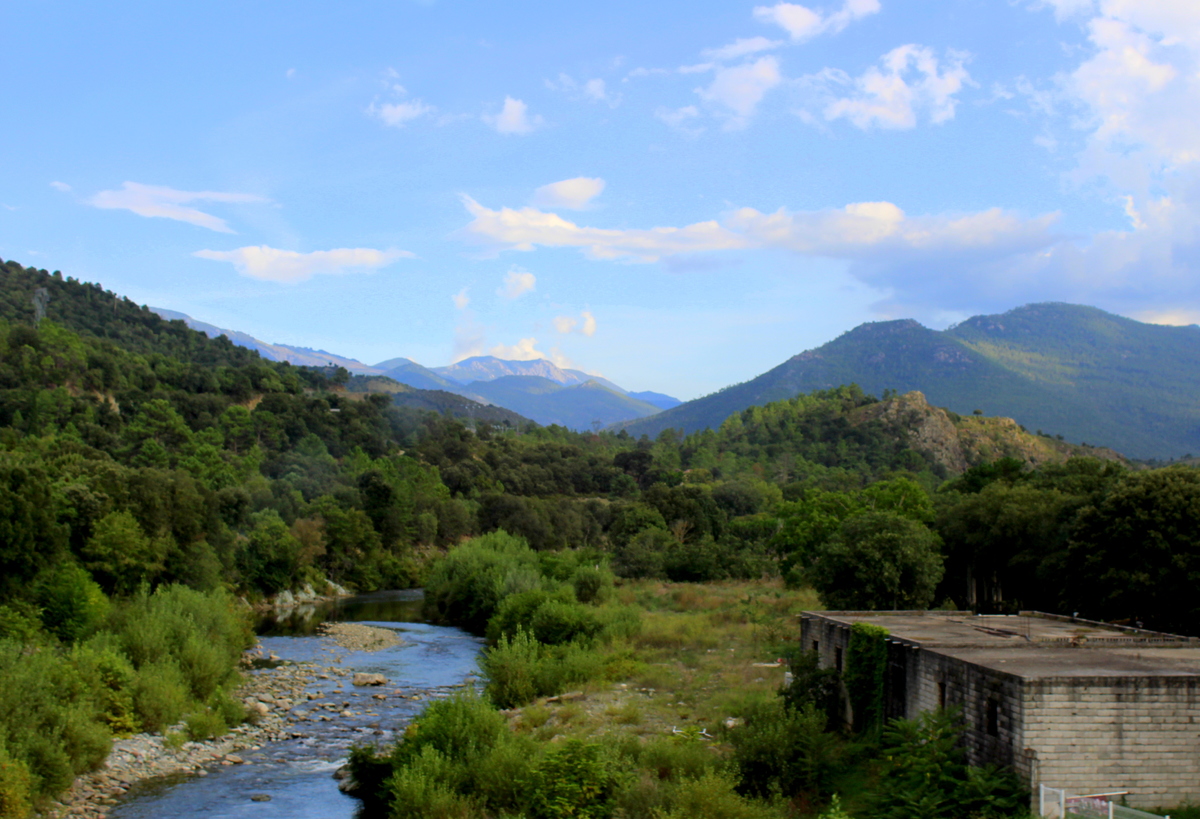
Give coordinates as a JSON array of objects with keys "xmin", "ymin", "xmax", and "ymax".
[{"xmin": 850, "ymin": 391, "xmax": 1127, "ymax": 474}]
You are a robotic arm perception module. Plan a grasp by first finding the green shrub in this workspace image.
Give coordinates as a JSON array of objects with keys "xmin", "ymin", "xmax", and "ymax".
[
  {"xmin": 0, "ymin": 740, "xmax": 32, "ymax": 819},
  {"xmin": 572, "ymin": 565, "xmax": 613, "ymax": 604},
  {"xmin": 530, "ymin": 599, "xmax": 604, "ymax": 646},
  {"xmin": 33, "ymin": 563, "xmax": 109, "ymax": 644},
  {"xmin": 423, "ymin": 531, "xmax": 543, "ymax": 633},
  {"xmin": 0, "ymin": 605, "xmax": 43, "ymax": 644},
  {"xmin": 69, "ymin": 638, "xmax": 138, "ymax": 736},
  {"xmin": 385, "ymin": 746, "xmax": 475, "ymax": 819},
  {"xmin": 528, "ymin": 738, "xmax": 623, "ymax": 819},
  {"xmin": 393, "ymin": 691, "xmax": 506, "ymax": 768},
  {"xmin": 729, "ymin": 700, "xmax": 842, "ymax": 801},
  {"xmin": 486, "ymin": 588, "xmax": 562, "ymax": 644},
  {"xmin": 472, "ymin": 734, "xmax": 539, "ymax": 815},
  {"xmin": 656, "ymin": 771, "xmax": 784, "ymax": 819},
  {"xmin": 483, "ymin": 629, "xmax": 546, "ymax": 708},
  {"xmin": 184, "ymin": 708, "xmax": 227, "ymax": 741},
  {"xmin": 131, "ymin": 660, "xmax": 189, "ymax": 732},
  {"xmin": 636, "ymin": 736, "xmax": 718, "ymax": 782}
]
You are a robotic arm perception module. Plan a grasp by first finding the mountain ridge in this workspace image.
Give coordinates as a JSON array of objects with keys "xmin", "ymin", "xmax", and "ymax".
[{"xmin": 617, "ymin": 303, "xmax": 1200, "ymax": 459}]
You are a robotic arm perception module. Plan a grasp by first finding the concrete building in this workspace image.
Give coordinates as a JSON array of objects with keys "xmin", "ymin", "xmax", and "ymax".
[{"xmin": 800, "ymin": 610, "xmax": 1200, "ymax": 809}]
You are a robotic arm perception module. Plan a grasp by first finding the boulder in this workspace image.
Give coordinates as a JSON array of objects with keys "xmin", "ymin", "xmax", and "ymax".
[{"xmin": 353, "ymin": 673, "xmax": 387, "ymax": 687}]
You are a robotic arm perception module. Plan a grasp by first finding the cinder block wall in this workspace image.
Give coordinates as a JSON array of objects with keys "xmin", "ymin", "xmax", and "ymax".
[{"xmin": 1023, "ymin": 677, "xmax": 1200, "ymax": 809}]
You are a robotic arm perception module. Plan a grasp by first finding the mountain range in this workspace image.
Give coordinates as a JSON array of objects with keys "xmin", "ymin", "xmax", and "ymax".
[
  {"xmin": 618, "ymin": 303, "xmax": 1200, "ymax": 460},
  {"xmin": 150, "ymin": 310, "xmax": 680, "ymax": 431}
]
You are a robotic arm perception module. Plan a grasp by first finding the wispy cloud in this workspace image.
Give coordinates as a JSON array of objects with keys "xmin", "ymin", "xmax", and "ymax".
[
  {"xmin": 531, "ymin": 177, "xmax": 606, "ymax": 210},
  {"xmin": 484, "ymin": 97, "xmax": 543, "ymax": 135},
  {"xmin": 50, "ymin": 181, "xmax": 72, "ymax": 192},
  {"xmin": 89, "ymin": 182, "xmax": 268, "ymax": 233},
  {"xmin": 369, "ymin": 99, "xmax": 434, "ymax": 127},
  {"xmin": 452, "ymin": 287, "xmax": 470, "ymax": 310},
  {"xmin": 753, "ymin": 0, "xmax": 881, "ymax": 41},
  {"xmin": 553, "ymin": 310, "xmax": 598, "ymax": 336},
  {"xmin": 498, "ymin": 266, "xmax": 537, "ymax": 299},
  {"xmin": 702, "ymin": 36, "xmax": 783, "ymax": 62},
  {"xmin": 193, "ymin": 245, "xmax": 411, "ymax": 284},
  {"xmin": 819, "ymin": 45, "xmax": 972, "ymax": 129},
  {"xmin": 696, "ymin": 55, "xmax": 782, "ymax": 128},
  {"xmin": 547, "ymin": 74, "xmax": 622, "ymax": 107}
]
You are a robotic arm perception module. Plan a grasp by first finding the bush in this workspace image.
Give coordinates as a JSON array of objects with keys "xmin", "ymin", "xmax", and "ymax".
[
  {"xmin": 423, "ymin": 531, "xmax": 543, "ymax": 633},
  {"xmin": 530, "ymin": 599, "xmax": 604, "ymax": 646},
  {"xmin": 385, "ymin": 746, "xmax": 475, "ymax": 819},
  {"xmin": 729, "ymin": 700, "xmax": 842, "ymax": 801},
  {"xmin": 184, "ymin": 708, "xmax": 227, "ymax": 741},
  {"xmin": 132, "ymin": 660, "xmax": 189, "ymax": 732},
  {"xmin": 528, "ymin": 738, "xmax": 624, "ymax": 819},
  {"xmin": 0, "ymin": 740, "xmax": 32, "ymax": 819},
  {"xmin": 572, "ymin": 564, "xmax": 614, "ymax": 604},
  {"xmin": 33, "ymin": 563, "xmax": 109, "ymax": 644},
  {"xmin": 656, "ymin": 771, "xmax": 783, "ymax": 819}
]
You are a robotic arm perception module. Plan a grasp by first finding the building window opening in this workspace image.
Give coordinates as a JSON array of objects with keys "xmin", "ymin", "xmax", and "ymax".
[
  {"xmin": 835, "ymin": 647, "xmax": 843, "ymax": 672},
  {"xmin": 938, "ymin": 682, "xmax": 947, "ymax": 709},
  {"xmin": 986, "ymin": 698, "xmax": 1000, "ymax": 737},
  {"xmin": 812, "ymin": 640, "xmax": 819, "ymax": 654}
]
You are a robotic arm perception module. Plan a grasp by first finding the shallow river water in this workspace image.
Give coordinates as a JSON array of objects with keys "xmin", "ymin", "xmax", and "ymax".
[{"xmin": 109, "ymin": 590, "xmax": 483, "ymax": 819}]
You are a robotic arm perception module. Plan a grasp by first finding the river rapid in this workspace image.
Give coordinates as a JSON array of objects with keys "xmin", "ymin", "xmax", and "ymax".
[{"xmin": 109, "ymin": 590, "xmax": 483, "ymax": 819}]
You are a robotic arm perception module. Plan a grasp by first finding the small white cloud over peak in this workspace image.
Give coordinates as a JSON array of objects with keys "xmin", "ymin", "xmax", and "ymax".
[
  {"xmin": 88, "ymin": 182, "xmax": 269, "ymax": 233},
  {"xmin": 193, "ymin": 245, "xmax": 411, "ymax": 284},
  {"xmin": 531, "ymin": 177, "xmax": 606, "ymax": 210},
  {"xmin": 1134, "ymin": 308, "xmax": 1200, "ymax": 327},
  {"xmin": 486, "ymin": 337, "xmax": 575, "ymax": 368},
  {"xmin": 554, "ymin": 310, "xmax": 598, "ymax": 336},
  {"xmin": 698, "ymin": 56, "xmax": 782, "ymax": 128},
  {"xmin": 754, "ymin": 0, "xmax": 880, "ymax": 41},
  {"xmin": 452, "ymin": 287, "xmax": 470, "ymax": 310},
  {"xmin": 498, "ymin": 267, "xmax": 537, "ymax": 299},
  {"xmin": 821, "ymin": 45, "xmax": 972, "ymax": 129},
  {"xmin": 702, "ymin": 36, "xmax": 783, "ymax": 62},
  {"xmin": 484, "ymin": 97, "xmax": 543, "ymax": 135},
  {"xmin": 286, "ymin": 68, "xmax": 296, "ymax": 79},
  {"xmin": 50, "ymin": 181, "xmax": 72, "ymax": 192}
]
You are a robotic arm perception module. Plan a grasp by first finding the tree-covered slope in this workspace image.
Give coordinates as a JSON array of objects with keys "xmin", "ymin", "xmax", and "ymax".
[{"xmin": 620, "ymin": 304, "xmax": 1200, "ymax": 459}]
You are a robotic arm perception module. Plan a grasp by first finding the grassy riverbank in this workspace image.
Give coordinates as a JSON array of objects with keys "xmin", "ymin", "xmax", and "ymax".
[{"xmin": 349, "ymin": 534, "xmax": 1032, "ymax": 818}]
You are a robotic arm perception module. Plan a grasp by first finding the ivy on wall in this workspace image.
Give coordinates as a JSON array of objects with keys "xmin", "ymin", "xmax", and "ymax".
[{"xmin": 845, "ymin": 622, "xmax": 889, "ymax": 734}]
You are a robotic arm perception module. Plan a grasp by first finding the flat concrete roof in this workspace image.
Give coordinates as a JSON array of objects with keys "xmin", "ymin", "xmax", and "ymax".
[{"xmin": 805, "ymin": 611, "xmax": 1200, "ymax": 679}]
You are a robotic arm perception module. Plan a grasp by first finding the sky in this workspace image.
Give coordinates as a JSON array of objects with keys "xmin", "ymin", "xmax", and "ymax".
[{"xmin": 3, "ymin": 0, "xmax": 1199, "ymax": 400}]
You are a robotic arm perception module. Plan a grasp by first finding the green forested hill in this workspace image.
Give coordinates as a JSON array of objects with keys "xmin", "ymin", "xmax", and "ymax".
[
  {"xmin": 467, "ymin": 375, "xmax": 663, "ymax": 430},
  {"xmin": 619, "ymin": 303, "xmax": 1200, "ymax": 459}
]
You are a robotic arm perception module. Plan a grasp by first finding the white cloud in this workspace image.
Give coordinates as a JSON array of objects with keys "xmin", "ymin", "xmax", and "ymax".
[
  {"xmin": 548, "ymin": 75, "xmax": 622, "ymax": 107},
  {"xmin": 89, "ymin": 182, "xmax": 268, "ymax": 233},
  {"xmin": 554, "ymin": 310, "xmax": 598, "ymax": 336},
  {"xmin": 697, "ymin": 56, "xmax": 782, "ymax": 128},
  {"xmin": 702, "ymin": 36, "xmax": 783, "ymax": 62},
  {"xmin": 531, "ymin": 177, "xmax": 606, "ymax": 210},
  {"xmin": 49, "ymin": 181, "xmax": 72, "ymax": 192},
  {"xmin": 459, "ymin": 195, "xmax": 747, "ymax": 262},
  {"xmin": 458, "ymin": 192, "xmax": 1058, "ymax": 280},
  {"xmin": 286, "ymin": 68, "xmax": 296, "ymax": 79},
  {"xmin": 498, "ymin": 267, "xmax": 537, "ymax": 299},
  {"xmin": 484, "ymin": 97, "xmax": 543, "ymax": 135},
  {"xmin": 656, "ymin": 105, "xmax": 702, "ymax": 133},
  {"xmin": 452, "ymin": 287, "xmax": 470, "ymax": 310},
  {"xmin": 193, "ymin": 245, "xmax": 411, "ymax": 284},
  {"xmin": 753, "ymin": 0, "xmax": 880, "ymax": 41},
  {"xmin": 487, "ymin": 337, "xmax": 575, "ymax": 368},
  {"xmin": 369, "ymin": 99, "xmax": 434, "ymax": 127},
  {"xmin": 1135, "ymin": 308, "xmax": 1200, "ymax": 327},
  {"xmin": 822, "ymin": 45, "xmax": 971, "ymax": 129}
]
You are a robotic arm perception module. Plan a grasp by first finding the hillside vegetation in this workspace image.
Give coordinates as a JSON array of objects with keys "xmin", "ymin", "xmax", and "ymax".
[
  {"xmin": 619, "ymin": 303, "xmax": 1200, "ymax": 459},
  {"xmin": 3, "ymin": 259, "xmax": 1200, "ymax": 817}
]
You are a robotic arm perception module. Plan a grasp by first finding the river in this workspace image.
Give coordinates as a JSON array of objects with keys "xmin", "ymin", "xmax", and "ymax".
[{"xmin": 109, "ymin": 589, "xmax": 483, "ymax": 819}]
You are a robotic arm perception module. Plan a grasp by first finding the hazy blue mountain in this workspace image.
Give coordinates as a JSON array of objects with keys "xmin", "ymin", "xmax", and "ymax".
[
  {"xmin": 617, "ymin": 303, "xmax": 1200, "ymax": 459},
  {"xmin": 151, "ymin": 308, "xmax": 382, "ymax": 374},
  {"xmin": 432, "ymin": 356, "xmax": 627, "ymax": 393},
  {"xmin": 374, "ymin": 357, "xmax": 487, "ymax": 400},
  {"xmin": 467, "ymin": 375, "xmax": 664, "ymax": 430},
  {"xmin": 628, "ymin": 390, "xmax": 683, "ymax": 410}
]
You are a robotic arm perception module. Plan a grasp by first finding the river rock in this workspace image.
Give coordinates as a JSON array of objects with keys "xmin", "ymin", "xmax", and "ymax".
[{"xmin": 353, "ymin": 672, "xmax": 386, "ymax": 686}]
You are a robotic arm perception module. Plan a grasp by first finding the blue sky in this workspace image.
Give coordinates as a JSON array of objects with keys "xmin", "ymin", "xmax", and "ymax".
[{"xmin": 3, "ymin": 0, "xmax": 1199, "ymax": 399}]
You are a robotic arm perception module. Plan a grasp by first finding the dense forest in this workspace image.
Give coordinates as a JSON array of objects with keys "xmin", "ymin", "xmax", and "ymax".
[{"xmin": 3, "ymin": 258, "xmax": 1200, "ymax": 815}]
